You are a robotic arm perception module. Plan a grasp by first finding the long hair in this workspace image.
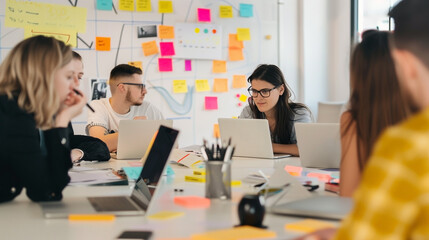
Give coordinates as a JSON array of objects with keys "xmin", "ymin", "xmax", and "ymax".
[
  {"xmin": 0, "ymin": 36, "xmax": 72, "ymax": 129},
  {"xmin": 248, "ymin": 64, "xmax": 309, "ymax": 144},
  {"xmin": 343, "ymin": 30, "xmax": 410, "ymax": 171}
]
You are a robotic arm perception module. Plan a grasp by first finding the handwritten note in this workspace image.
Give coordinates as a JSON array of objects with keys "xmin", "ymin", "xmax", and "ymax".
[
  {"xmin": 97, "ymin": 0, "xmax": 113, "ymax": 11},
  {"xmin": 213, "ymin": 78, "xmax": 228, "ymax": 92},
  {"xmin": 219, "ymin": 5, "xmax": 233, "ymax": 18},
  {"xmin": 142, "ymin": 40, "xmax": 159, "ymax": 56},
  {"xmin": 128, "ymin": 61, "xmax": 143, "ymax": 70},
  {"xmin": 119, "ymin": 0, "xmax": 134, "ymax": 11},
  {"xmin": 136, "ymin": 0, "xmax": 151, "ymax": 12},
  {"xmin": 195, "ymin": 79, "xmax": 210, "ymax": 92},
  {"xmin": 197, "ymin": 8, "xmax": 211, "ymax": 22},
  {"xmin": 95, "ymin": 37, "xmax": 111, "ymax": 51},
  {"xmin": 229, "ymin": 48, "xmax": 244, "ymax": 61},
  {"xmin": 205, "ymin": 97, "xmax": 218, "ymax": 110},
  {"xmin": 158, "ymin": 58, "xmax": 173, "ymax": 72},
  {"xmin": 185, "ymin": 59, "xmax": 192, "ymax": 71},
  {"xmin": 158, "ymin": 0, "xmax": 173, "ymax": 13},
  {"xmin": 229, "ymin": 34, "xmax": 244, "ymax": 49},
  {"xmin": 160, "ymin": 42, "xmax": 175, "ymax": 56},
  {"xmin": 213, "ymin": 124, "xmax": 220, "ymax": 138},
  {"xmin": 239, "ymin": 3, "xmax": 254, "ymax": 17},
  {"xmin": 158, "ymin": 25, "xmax": 175, "ymax": 39},
  {"xmin": 212, "ymin": 60, "xmax": 227, "ymax": 73},
  {"xmin": 24, "ymin": 27, "xmax": 77, "ymax": 47},
  {"xmin": 173, "ymin": 80, "xmax": 188, "ymax": 93},
  {"xmin": 232, "ymin": 75, "xmax": 247, "ymax": 89},
  {"xmin": 237, "ymin": 28, "xmax": 251, "ymax": 41}
]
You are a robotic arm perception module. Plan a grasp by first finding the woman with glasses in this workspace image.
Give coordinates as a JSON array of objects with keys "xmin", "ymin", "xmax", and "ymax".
[{"xmin": 239, "ymin": 64, "xmax": 312, "ymax": 156}]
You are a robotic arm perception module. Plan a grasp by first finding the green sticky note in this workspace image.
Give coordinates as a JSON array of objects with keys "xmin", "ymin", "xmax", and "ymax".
[{"xmin": 239, "ymin": 3, "xmax": 253, "ymax": 17}]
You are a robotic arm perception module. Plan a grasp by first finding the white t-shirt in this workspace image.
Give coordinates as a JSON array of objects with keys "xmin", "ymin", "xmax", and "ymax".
[{"xmin": 86, "ymin": 98, "xmax": 164, "ymax": 134}]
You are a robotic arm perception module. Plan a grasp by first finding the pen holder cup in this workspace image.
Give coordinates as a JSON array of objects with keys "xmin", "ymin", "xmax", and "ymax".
[{"xmin": 205, "ymin": 161, "xmax": 231, "ymax": 200}]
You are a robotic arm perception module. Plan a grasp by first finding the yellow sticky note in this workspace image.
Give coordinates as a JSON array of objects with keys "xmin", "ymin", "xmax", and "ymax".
[
  {"xmin": 195, "ymin": 79, "xmax": 210, "ymax": 92},
  {"xmin": 285, "ymin": 219, "xmax": 335, "ymax": 233},
  {"xmin": 119, "ymin": 0, "xmax": 134, "ymax": 11},
  {"xmin": 95, "ymin": 37, "xmax": 111, "ymax": 51},
  {"xmin": 237, "ymin": 28, "xmax": 251, "ymax": 41},
  {"xmin": 128, "ymin": 61, "xmax": 143, "ymax": 70},
  {"xmin": 213, "ymin": 78, "xmax": 228, "ymax": 92},
  {"xmin": 148, "ymin": 211, "xmax": 184, "ymax": 220},
  {"xmin": 239, "ymin": 94, "xmax": 247, "ymax": 102},
  {"xmin": 24, "ymin": 27, "xmax": 77, "ymax": 47},
  {"xmin": 159, "ymin": 25, "xmax": 175, "ymax": 39},
  {"xmin": 191, "ymin": 226, "xmax": 276, "ymax": 240},
  {"xmin": 213, "ymin": 124, "xmax": 220, "ymax": 138},
  {"xmin": 219, "ymin": 6, "xmax": 233, "ymax": 18},
  {"xmin": 185, "ymin": 175, "xmax": 205, "ymax": 183},
  {"xmin": 232, "ymin": 75, "xmax": 247, "ymax": 89},
  {"xmin": 173, "ymin": 80, "xmax": 188, "ymax": 93},
  {"xmin": 158, "ymin": 0, "xmax": 173, "ymax": 13},
  {"xmin": 229, "ymin": 48, "xmax": 244, "ymax": 61},
  {"xmin": 142, "ymin": 40, "xmax": 159, "ymax": 56},
  {"xmin": 136, "ymin": 0, "xmax": 151, "ymax": 12},
  {"xmin": 212, "ymin": 60, "xmax": 227, "ymax": 73}
]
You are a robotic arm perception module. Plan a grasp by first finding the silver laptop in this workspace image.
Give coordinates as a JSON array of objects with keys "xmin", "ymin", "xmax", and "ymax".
[
  {"xmin": 115, "ymin": 120, "xmax": 173, "ymax": 159},
  {"xmin": 295, "ymin": 123, "xmax": 341, "ymax": 168},
  {"xmin": 40, "ymin": 125, "xmax": 179, "ymax": 218},
  {"xmin": 218, "ymin": 118, "xmax": 291, "ymax": 159}
]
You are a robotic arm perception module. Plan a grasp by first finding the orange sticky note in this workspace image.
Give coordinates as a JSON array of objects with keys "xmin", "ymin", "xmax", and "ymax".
[
  {"xmin": 213, "ymin": 124, "xmax": 220, "ymax": 138},
  {"xmin": 285, "ymin": 219, "xmax": 335, "ymax": 233},
  {"xmin": 174, "ymin": 196, "xmax": 210, "ymax": 208},
  {"xmin": 142, "ymin": 40, "xmax": 159, "ymax": 56},
  {"xmin": 213, "ymin": 78, "xmax": 228, "ymax": 92},
  {"xmin": 69, "ymin": 214, "xmax": 115, "ymax": 221},
  {"xmin": 128, "ymin": 61, "xmax": 143, "ymax": 70},
  {"xmin": 232, "ymin": 75, "xmax": 247, "ymax": 88},
  {"xmin": 191, "ymin": 226, "xmax": 276, "ymax": 240},
  {"xmin": 229, "ymin": 34, "xmax": 243, "ymax": 49},
  {"xmin": 158, "ymin": 0, "xmax": 173, "ymax": 13},
  {"xmin": 212, "ymin": 60, "xmax": 226, "ymax": 73},
  {"xmin": 95, "ymin": 37, "xmax": 111, "ymax": 51},
  {"xmin": 237, "ymin": 28, "xmax": 251, "ymax": 41},
  {"xmin": 159, "ymin": 25, "xmax": 175, "ymax": 39},
  {"xmin": 229, "ymin": 48, "xmax": 244, "ymax": 61}
]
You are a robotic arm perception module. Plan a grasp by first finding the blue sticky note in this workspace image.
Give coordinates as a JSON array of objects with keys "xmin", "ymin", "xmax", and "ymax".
[
  {"xmin": 166, "ymin": 165, "xmax": 175, "ymax": 176},
  {"xmin": 122, "ymin": 165, "xmax": 175, "ymax": 181},
  {"xmin": 239, "ymin": 3, "xmax": 253, "ymax": 17},
  {"xmin": 97, "ymin": 0, "xmax": 113, "ymax": 11}
]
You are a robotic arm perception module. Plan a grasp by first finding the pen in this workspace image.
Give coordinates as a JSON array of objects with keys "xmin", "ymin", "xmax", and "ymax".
[{"xmin": 73, "ymin": 89, "xmax": 95, "ymax": 112}]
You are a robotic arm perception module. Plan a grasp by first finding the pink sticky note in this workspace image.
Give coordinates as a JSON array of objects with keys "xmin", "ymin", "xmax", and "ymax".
[
  {"xmin": 128, "ymin": 161, "xmax": 143, "ymax": 167},
  {"xmin": 174, "ymin": 196, "xmax": 211, "ymax": 208},
  {"xmin": 306, "ymin": 173, "xmax": 332, "ymax": 183},
  {"xmin": 197, "ymin": 8, "xmax": 211, "ymax": 22},
  {"xmin": 158, "ymin": 58, "xmax": 173, "ymax": 72},
  {"xmin": 185, "ymin": 59, "xmax": 192, "ymax": 71},
  {"xmin": 205, "ymin": 96, "xmax": 218, "ymax": 110},
  {"xmin": 285, "ymin": 165, "xmax": 303, "ymax": 173},
  {"xmin": 160, "ymin": 42, "xmax": 175, "ymax": 56}
]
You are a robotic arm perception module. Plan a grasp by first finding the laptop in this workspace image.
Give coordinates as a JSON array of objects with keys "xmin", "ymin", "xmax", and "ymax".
[
  {"xmin": 295, "ymin": 123, "xmax": 341, "ymax": 168},
  {"xmin": 218, "ymin": 118, "xmax": 291, "ymax": 159},
  {"xmin": 40, "ymin": 125, "xmax": 179, "ymax": 218},
  {"xmin": 115, "ymin": 120, "xmax": 173, "ymax": 159}
]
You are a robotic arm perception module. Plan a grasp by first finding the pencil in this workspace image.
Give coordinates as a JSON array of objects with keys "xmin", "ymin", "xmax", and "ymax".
[{"xmin": 73, "ymin": 89, "xmax": 95, "ymax": 112}]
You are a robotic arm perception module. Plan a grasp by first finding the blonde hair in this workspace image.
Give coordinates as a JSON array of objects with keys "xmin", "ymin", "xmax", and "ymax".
[{"xmin": 0, "ymin": 36, "xmax": 72, "ymax": 129}]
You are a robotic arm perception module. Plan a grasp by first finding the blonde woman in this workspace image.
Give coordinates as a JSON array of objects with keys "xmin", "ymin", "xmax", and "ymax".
[{"xmin": 0, "ymin": 36, "xmax": 86, "ymax": 203}]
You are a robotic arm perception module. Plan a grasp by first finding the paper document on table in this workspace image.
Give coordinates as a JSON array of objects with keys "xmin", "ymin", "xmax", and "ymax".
[
  {"xmin": 169, "ymin": 149, "xmax": 203, "ymax": 168},
  {"xmin": 68, "ymin": 168, "xmax": 126, "ymax": 186}
]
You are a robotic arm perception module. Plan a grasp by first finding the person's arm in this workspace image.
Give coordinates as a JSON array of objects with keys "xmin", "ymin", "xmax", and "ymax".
[
  {"xmin": 339, "ymin": 112, "xmax": 361, "ymax": 197},
  {"xmin": 70, "ymin": 134, "xmax": 110, "ymax": 161},
  {"xmin": 272, "ymin": 143, "xmax": 299, "ymax": 156},
  {"xmin": 88, "ymin": 125, "xmax": 118, "ymax": 152}
]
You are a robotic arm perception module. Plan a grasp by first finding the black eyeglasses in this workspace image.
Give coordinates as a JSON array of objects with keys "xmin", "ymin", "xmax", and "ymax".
[
  {"xmin": 247, "ymin": 86, "xmax": 278, "ymax": 98},
  {"xmin": 117, "ymin": 83, "xmax": 146, "ymax": 91}
]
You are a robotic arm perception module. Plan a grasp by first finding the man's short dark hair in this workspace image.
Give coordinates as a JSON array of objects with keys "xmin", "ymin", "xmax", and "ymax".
[
  {"xmin": 110, "ymin": 64, "xmax": 142, "ymax": 80},
  {"xmin": 389, "ymin": 0, "xmax": 429, "ymax": 67}
]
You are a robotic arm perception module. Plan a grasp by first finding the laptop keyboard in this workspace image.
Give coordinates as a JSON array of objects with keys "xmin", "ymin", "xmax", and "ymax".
[{"xmin": 88, "ymin": 196, "xmax": 139, "ymax": 212}]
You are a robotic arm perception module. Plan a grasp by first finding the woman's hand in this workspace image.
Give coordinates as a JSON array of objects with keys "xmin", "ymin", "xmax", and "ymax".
[{"xmin": 55, "ymin": 89, "xmax": 86, "ymax": 128}]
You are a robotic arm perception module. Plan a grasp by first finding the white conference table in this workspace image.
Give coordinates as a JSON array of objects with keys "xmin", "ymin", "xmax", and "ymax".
[{"xmin": 0, "ymin": 156, "xmax": 338, "ymax": 240}]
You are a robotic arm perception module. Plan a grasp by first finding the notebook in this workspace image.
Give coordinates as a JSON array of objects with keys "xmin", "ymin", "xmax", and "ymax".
[
  {"xmin": 40, "ymin": 125, "xmax": 179, "ymax": 218},
  {"xmin": 115, "ymin": 119, "xmax": 173, "ymax": 159},
  {"xmin": 295, "ymin": 123, "xmax": 341, "ymax": 168},
  {"xmin": 218, "ymin": 118, "xmax": 291, "ymax": 159}
]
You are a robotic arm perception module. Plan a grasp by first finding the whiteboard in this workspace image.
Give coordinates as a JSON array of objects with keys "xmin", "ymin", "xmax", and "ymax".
[{"xmin": 0, "ymin": 0, "xmax": 279, "ymax": 147}]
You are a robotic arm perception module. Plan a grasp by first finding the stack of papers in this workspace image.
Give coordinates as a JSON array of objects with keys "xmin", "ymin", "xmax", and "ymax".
[{"xmin": 68, "ymin": 167, "xmax": 127, "ymax": 186}]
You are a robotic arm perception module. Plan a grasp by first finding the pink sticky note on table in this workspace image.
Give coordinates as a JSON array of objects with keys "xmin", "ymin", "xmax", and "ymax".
[
  {"xmin": 205, "ymin": 96, "xmax": 218, "ymax": 110},
  {"xmin": 197, "ymin": 8, "xmax": 211, "ymax": 22},
  {"xmin": 160, "ymin": 42, "xmax": 175, "ymax": 56},
  {"xmin": 174, "ymin": 196, "xmax": 210, "ymax": 208},
  {"xmin": 158, "ymin": 58, "xmax": 173, "ymax": 72},
  {"xmin": 185, "ymin": 59, "xmax": 192, "ymax": 71},
  {"xmin": 128, "ymin": 161, "xmax": 143, "ymax": 167},
  {"xmin": 306, "ymin": 173, "xmax": 332, "ymax": 183}
]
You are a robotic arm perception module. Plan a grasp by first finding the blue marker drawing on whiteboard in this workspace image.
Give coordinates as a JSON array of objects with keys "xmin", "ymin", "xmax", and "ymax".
[{"xmin": 152, "ymin": 86, "xmax": 194, "ymax": 115}]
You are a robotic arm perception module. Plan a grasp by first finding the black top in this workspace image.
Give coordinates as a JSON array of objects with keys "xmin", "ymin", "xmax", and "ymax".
[
  {"xmin": 0, "ymin": 94, "xmax": 72, "ymax": 203},
  {"xmin": 68, "ymin": 124, "xmax": 110, "ymax": 161}
]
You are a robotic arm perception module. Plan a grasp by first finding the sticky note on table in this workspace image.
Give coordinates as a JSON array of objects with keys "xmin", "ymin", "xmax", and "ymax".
[
  {"xmin": 159, "ymin": 25, "xmax": 175, "ymax": 39},
  {"xmin": 205, "ymin": 96, "xmax": 218, "ymax": 110},
  {"xmin": 95, "ymin": 37, "xmax": 111, "ymax": 51},
  {"xmin": 237, "ymin": 28, "xmax": 251, "ymax": 41},
  {"xmin": 285, "ymin": 219, "xmax": 335, "ymax": 233},
  {"xmin": 148, "ymin": 211, "xmax": 184, "ymax": 220},
  {"xmin": 229, "ymin": 48, "xmax": 244, "ymax": 61},
  {"xmin": 195, "ymin": 79, "xmax": 210, "ymax": 92},
  {"xmin": 158, "ymin": 58, "xmax": 173, "ymax": 72},
  {"xmin": 219, "ymin": 5, "xmax": 233, "ymax": 18},
  {"xmin": 197, "ymin": 8, "xmax": 211, "ymax": 22},
  {"xmin": 96, "ymin": 0, "xmax": 113, "ymax": 11},
  {"xmin": 239, "ymin": 94, "xmax": 247, "ymax": 102},
  {"xmin": 239, "ymin": 3, "xmax": 254, "ymax": 17},
  {"xmin": 191, "ymin": 226, "xmax": 276, "ymax": 240},
  {"xmin": 174, "ymin": 196, "xmax": 210, "ymax": 208},
  {"xmin": 232, "ymin": 75, "xmax": 247, "ymax": 88},
  {"xmin": 119, "ymin": 0, "xmax": 134, "ymax": 11},
  {"xmin": 173, "ymin": 80, "xmax": 188, "ymax": 93},
  {"xmin": 142, "ymin": 40, "xmax": 159, "ymax": 56},
  {"xmin": 128, "ymin": 61, "xmax": 142, "ymax": 70},
  {"xmin": 213, "ymin": 123, "xmax": 220, "ymax": 138},
  {"xmin": 122, "ymin": 167, "xmax": 142, "ymax": 180},
  {"xmin": 160, "ymin": 42, "xmax": 175, "ymax": 56},
  {"xmin": 212, "ymin": 60, "xmax": 226, "ymax": 73},
  {"xmin": 185, "ymin": 59, "xmax": 192, "ymax": 71},
  {"xmin": 213, "ymin": 78, "xmax": 228, "ymax": 92},
  {"xmin": 229, "ymin": 34, "xmax": 244, "ymax": 49},
  {"xmin": 307, "ymin": 172, "xmax": 332, "ymax": 183},
  {"xmin": 158, "ymin": 0, "xmax": 173, "ymax": 13},
  {"xmin": 136, "ymin": 0, "xmax": 152, "ymax": 12}
]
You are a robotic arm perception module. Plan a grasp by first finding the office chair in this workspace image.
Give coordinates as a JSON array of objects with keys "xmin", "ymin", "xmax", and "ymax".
[{"xmin": 317, "ymin": 101, "xmax": 346, "ymax": 123}]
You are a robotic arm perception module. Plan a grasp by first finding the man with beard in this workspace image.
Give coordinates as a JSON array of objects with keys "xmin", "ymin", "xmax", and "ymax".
[{"xmin": 86, "ymin": 64, "xmax": 163, "ymax": 152}]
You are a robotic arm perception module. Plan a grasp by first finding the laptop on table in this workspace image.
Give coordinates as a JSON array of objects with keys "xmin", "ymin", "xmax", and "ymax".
[
  {"xmin": 218, "ymin": 118, "xmax": 291, "ymax": 159},
  {"xmin": 40, "ymin": 125, "xmax": 179, "ymax": 218}
]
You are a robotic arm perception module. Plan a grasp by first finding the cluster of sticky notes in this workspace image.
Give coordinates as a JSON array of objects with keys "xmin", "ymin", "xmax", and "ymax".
[
  {"xmin": 236, "ymin": 94, "xmax": 248, "ymax": 107},
  {"xmin": 113, "ymin": 0, "xmax": 170, "ymax": 13},
  {"xmin": 285, "ymin": 219, "xmax": 335, "ymax": 233},
  {"xmin": 148, "ymin": 211, "xmax": 184, "ymax": 220},
  {"xmin": 191, "ymin": 226, "xmax": 276, "ymax": 240},
  {"xmin": 229, "ymin": 34, "xmax": 244, "ymax": 61},
  {"xmin": 174, "ymin": 196, "xmax": 210, "ymax": 208}
]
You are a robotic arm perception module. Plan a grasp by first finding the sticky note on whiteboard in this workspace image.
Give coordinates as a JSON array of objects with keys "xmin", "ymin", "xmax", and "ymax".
[
  {"xmin": 197, "ymin": 8, "xmax": 211, "ymax": 22},
  {"xmin": 160, "ymin": 42, "xmax": 175, "ymax": 56},
  {"xmin": 95, "ymin": 37, "xmax": 111, "ymax": 51},
  {"xmin": 232, "ymin": 75, "xmax": 247, "ymax": 88},
  {"xmin": 237, "ymin": 28, "xmax": 251, "ymax": 41},
  {"xmin": 158, "ymin": 25, "xmax": 175, "ymax": 39},
  {"xmin": 136, "ymin": 0, "xmax": 152, "ymax": 12},
  {"xmin": 205, "ymin": 97, "xmax": 218, "ymax": 110},
  {"xmin": 229, "ymin": 34, "xmax": 244, "ymax": 49},
  {"xmin": 142, "ymin": 40, "xmax": 159, "ymax": 56},
  {"xmin": 195, "ymin": 79, "xmax": 210, "ymax": 92},
  {"xmin": 219, "ymin": 6, "xmax": 233, "ymax": 18},
  {"xmin": 212, "ymin": 60, "xmax": 227, "ymax": 73},
  {"xmin": 185, "ymin": 59, "xmax": 192, "ymax": 71},
  {"xmin": 213, "ymin": 78, "xmax": 228, "ymax": 92},
  {"xmin": 119, "ymin": 0, "xmax": 134, "ymax": 11},
  {"xmin": 229, "ymin": 48, "xmax": 244, "ymax": 61},
  {"xmin": 173, "ymin": 80, "xmax": 188, "ymax": 93},
  {"xmin": 239, "ymin": 3, "xmax": 253, "ymax": 17},
  {"xmin": 96, "ymin": 0, "xmax": 113, "ymax": 11},
  {"xmin": 239, "ymin": 94, "xmax": 247, "ymax": 102},
  {"xmin": 158, "ymin": 0, "xmax": 173, "ymax": 13},
  {"xmin": 158, "ymin": 58, "xmax": 173, "ymax": 72}
]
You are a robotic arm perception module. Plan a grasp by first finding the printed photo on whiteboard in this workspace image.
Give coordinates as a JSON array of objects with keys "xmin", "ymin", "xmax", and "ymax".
[
  {"xmin": 91, "ymin": 79, "xmax": 108, "ymax": 100},
  {"xmin": 137, "ymin": 25, "xmax": 157, "ymax": 38}
]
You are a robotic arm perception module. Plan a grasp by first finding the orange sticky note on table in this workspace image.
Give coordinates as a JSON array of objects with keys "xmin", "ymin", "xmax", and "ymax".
[
  {"xmin": 174, "ymin": 196, "xmax": 210, "ymax": 208},
  {"xmin": 306, "ymin": 172, "xmax": 332, "ymax": 183},
  {"xmin": 212, "ymin": 60, "xmax": 226, "ymax": 73},
  {"xmin": 213, "ymin": 124, "xmax": 220, "ymax": 138},
  {"xmin": 191, "ymin": 226, "xmax": 276, "ymax": 240},
  {"xmin": 160, "ymin": 42, "xmax": 175, "ymax": 56},
  {"xmin": 205, "ymin": 96, "xmax": 218, "ymax": 110},
  {"xmin": 229, "ymin": 48, "xmax": 244, "ymax": 61},
  {"xmin": 142, "ymin": 40, "xmax": 159, "ymax": 56},
  {"xmin": 232, "ymin": 75, "xmax": 247, "ymax": 88},
  {"xmin": 159, "ymin": 25, "xmax": 175, "ymax": 39},
  {"xmin": 285, "ymin": 219, "xmax": 335, "ymax": 233},
  {"xmin": 229, "ymin": 34, "xmax": 243, "ymax": 49},
  {"xmin": 213, "ymin": 78, "xmax": 228, "ymax": 92},
  {"xmin": 128, "ymin": 61, "xmax": 143, "ymax": 70},
  {"xmin": 237, "ymin": 28, "xmax": 251, "ymax": 41},
  {"xmin": 158, "ymin": 0, "xmax": 173, "ymax": 13},
  {"xmin": 95, "ymin": 37, "xmax": 111, "ymax": 51}
]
